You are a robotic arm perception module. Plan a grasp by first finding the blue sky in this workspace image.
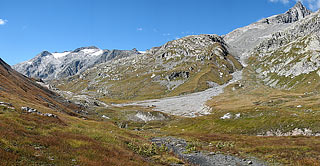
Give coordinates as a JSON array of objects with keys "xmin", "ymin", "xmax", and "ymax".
[{"xmin": 0, "ymin": 0, "xmax": 318, "ymax": 65}]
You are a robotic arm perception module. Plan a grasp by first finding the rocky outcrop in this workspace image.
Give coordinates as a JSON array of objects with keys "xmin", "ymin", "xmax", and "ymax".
[
  {"xmin": 258, "ymin": 128, "xmax": 320, "ymax": 136},
  {"xmin": 21, "ymin": 106, "xmax": 58, "ymax": 118},
  {"xmin": 153, "ymin": 34, "xmax": 230, "ymax": 62},
  {"xmin": 166, "ymin": 71, "xmax": 190, "ymax": 81},
  {"xmin": 0, "ymin": 101, "xmax": 15, "ymax": 109}
]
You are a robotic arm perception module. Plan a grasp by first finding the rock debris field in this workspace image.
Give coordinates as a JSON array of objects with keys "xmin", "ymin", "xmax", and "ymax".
[
  {"xmin": 115, "ymin": 71, "xmax": 242, "ymax": 117},
  {"xmin": 151, "ymin": 137, "xmax": 268, "ymax": 166}
]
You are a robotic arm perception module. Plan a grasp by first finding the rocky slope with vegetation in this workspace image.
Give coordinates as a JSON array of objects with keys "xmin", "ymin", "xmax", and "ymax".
[
  {"xmin": 51, "ymin": 34, "xmax": 242, "ymax": 101},
  {"xmin": 249, "ymin": 10, "xmax": 320, "ymax": 91}
]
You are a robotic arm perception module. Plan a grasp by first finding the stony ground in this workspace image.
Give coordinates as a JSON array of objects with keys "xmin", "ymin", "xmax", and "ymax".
[
  {"xmin": 151, "ymin": 137, "xmax": 268, "ymax": 166},
  {"xmin": 115, "ymin": 71, "xmax": 243, "ymax": 117}
]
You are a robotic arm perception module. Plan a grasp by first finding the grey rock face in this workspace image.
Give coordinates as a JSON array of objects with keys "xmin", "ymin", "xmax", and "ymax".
[
  {"xmin": 255, "ymin": 11, "xmax": 320, "ymax": 54},
  {"xmin": 153, "ymin": 34, "xmax": 229, "ymax": 61},
  {"xmin": 249, "ymin": 9, "xmax": 320, "ymax": 88},
  {"xmin": 13, "ymin": 46, "xmax": 140, "ymax": 80},
  {"xmin": 267, "ymin": 1, "xmax": 311, "ymax": 24},
  {"xmin": 224, "ymin": 1, "xmax": 312, "ymax": 64},
  {"xmin": 167, "ymin": 71, "xmax": 190, "ymax": 81}
]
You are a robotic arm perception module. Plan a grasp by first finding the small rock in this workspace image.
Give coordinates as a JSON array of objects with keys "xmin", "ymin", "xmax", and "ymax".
[
  {"xmin": 0, "ymin": 102, "xmax": 15, "ymax": 109},
  {"xmin": 247, "ymin": 160, "xmax": 253, "ymax": 165},
  {"xmin": 176, "ymin": 144, "xmax": 183, "ymax": 147},
  {"xmin": 220, "ymin": 113, "xmax": 232, "ymax": 119},
  {"xmin": 209, "ymin": 152, "xmax": 215, "ymax": 155},
  {"xmin": 43, "ymin": 113, "xmax": 58, "ymax": 118},
  {"xmin": 21, "ymin": 107, "xmax": 38, "ymax": 113}
]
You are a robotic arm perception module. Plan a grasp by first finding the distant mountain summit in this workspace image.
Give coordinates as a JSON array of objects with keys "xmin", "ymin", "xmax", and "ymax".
[
  {"xmin": 264, "ymin": 1, "xmax": 312, "ymax": 24},
  {"xmin": 13, "ymin": 46, "xmax": 141, "ymax": 80}
]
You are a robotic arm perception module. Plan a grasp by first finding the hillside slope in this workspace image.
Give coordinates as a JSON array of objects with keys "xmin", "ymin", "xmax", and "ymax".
[
  {"xmin": 0, "ymin": 58, "xmax": 79, "ymax": 114},
  {"xmin": 0, "ymin": 58, "xmax": 177, "ymax": 166},
  {"xmin": 249, "ymin": 10, "xmax": 320, "ymax": 91}
]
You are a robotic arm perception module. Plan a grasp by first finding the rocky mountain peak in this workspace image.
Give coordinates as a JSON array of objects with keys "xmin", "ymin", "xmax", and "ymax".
[
  {"xmin": 294, "ymin": 1, "xmax": 304, "ymax": 8},
  {"xmin": 258, "ymin": 1, "xmax": 311, "ymax": 25},
  {"xmin": 288, "ymin": 1, "xmax": 311, "ymax": 19},
  {"xmin": 38, "ymin": 51, "xmax": 52, "ymax": 57},
  {"xmin": 272, "ymin": 1, "xmax": 311, "ymax": 24},
  {"xmin": 131, "ymin": 48, "xmax": 140, "ymax": 53}
]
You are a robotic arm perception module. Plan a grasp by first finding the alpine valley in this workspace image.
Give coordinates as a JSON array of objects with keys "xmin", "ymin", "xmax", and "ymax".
[{"xmin": 1, "ymin": 1, "xmax": 320, "ymax": 165}]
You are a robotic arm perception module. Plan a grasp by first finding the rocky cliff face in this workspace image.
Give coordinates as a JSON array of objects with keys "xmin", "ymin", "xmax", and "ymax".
[{"xmin": 13, "ymin": 46, "xmax": 140, "ymax": 80}]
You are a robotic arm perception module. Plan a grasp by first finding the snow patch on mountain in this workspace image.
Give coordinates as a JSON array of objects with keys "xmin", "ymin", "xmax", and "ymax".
[
  {"xmin": 81, "ymin": 48, "xmax": 100, "ymax": 54},
  {"xmin": 91, "ymin": 50, "xmax": 104, "ymax": 56},
  {"xmin": 52, "ymin": 52, "xmax": 71, "ymax": 59}
]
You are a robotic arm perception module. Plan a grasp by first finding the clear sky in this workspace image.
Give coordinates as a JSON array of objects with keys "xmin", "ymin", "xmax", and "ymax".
[{"xmin": 0, "ymin": 0, "xmax": 318, "ymax": 65}]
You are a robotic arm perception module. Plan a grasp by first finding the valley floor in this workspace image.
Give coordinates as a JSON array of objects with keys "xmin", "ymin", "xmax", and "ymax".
[{"xmin": 2, "ymin": 68, "xmax": 320, "ymax": 166}]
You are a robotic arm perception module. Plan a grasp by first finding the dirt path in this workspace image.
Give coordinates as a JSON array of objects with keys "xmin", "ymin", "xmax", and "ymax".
[{"xmin": 115, "ymin": 71, "xmax": 242, "ymax": 117}]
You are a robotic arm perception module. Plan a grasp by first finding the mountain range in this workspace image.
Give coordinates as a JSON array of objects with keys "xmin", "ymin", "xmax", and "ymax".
[
  {"xmin": 13, "ymin": 46, "xmax": 141, "ymax": 80},
  {"xmin": 14, "ymin": 1, "xmax": 319, "ymax": 101},
  {"xmin": 2, "ymin": 1, "xmax": 320, "ymax": 165}
]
